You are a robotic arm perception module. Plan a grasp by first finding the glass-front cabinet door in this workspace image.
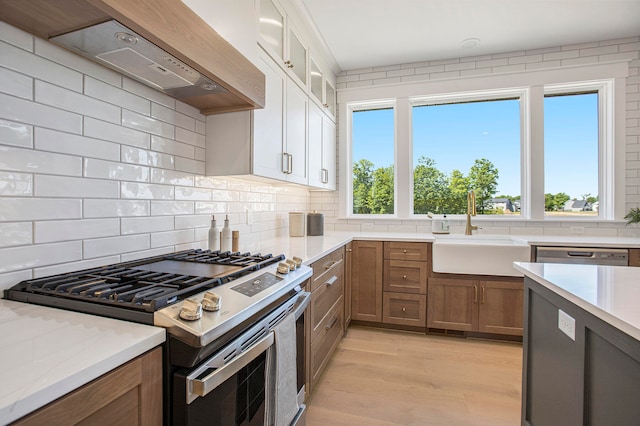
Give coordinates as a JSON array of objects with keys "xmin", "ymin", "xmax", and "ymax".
[
  {"xmin": 286, "ymin": 25, "xmax": 307, "ymax": 87},
  {"xmin": 324, "ymin": 80, "xmax": 336, "ymax": 118},
  {"xmin": 310, "ymin": 58, "xmax": 323, "ymax": 103},
  {"xmin": 258, "ymin": 0, "xmax": 285, "ymax": 62}
]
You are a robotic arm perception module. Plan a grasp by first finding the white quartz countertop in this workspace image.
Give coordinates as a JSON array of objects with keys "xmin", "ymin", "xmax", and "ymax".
[
  {"xmin": 514, "ymin": 262, "xmax": 640, "ymax": 342},
  {"xmin": 0, "ymin": 300, "xmax": 165, "ymax": 424},
  {"xmin": 250, "ymin": 231, "xmax": 640, "ymax": 265}
]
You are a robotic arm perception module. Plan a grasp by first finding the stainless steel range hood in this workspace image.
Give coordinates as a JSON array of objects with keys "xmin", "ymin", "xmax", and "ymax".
[{"xmin": 51, "ymin": 20, "xmax": 228, "ymax": 98}]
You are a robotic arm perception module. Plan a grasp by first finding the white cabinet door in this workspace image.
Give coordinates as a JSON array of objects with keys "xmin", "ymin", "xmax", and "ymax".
[
  {"xmin": 284, "ymin": 78, "xmax": 308, "ymax": 185},
  {"xmin": 322, "ymin": 116, "xmax": 336, "ymax": 190},
  {"xmin": 253, "ymin": 50, "xmax": 287, "ymax": 181},
  {"xmin": 308, "ymin": 102, "xmax": 324, "ymax": 187}
]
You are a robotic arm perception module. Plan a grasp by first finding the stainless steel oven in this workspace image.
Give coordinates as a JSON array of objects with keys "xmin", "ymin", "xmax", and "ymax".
[{"xmin": 173, "ymin": 289, "xmax": 310, "ymax": 426}]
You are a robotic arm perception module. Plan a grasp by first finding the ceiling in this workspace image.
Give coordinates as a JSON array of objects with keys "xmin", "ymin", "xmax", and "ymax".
[{"xmin": 300, "ymin": 0, "xmax": 640, "ymax": 71}]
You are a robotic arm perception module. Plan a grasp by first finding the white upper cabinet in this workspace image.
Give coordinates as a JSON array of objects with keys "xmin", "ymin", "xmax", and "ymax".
[
  {"xmin": 310, "ymin": 58, "xmax": 323, "ymax": 103},
  {"xmin": 308, "ymin": 102, "xmax": 336, "ymax": 190},
  {"xmin": 324, "ymin": 79, "xmax": 336, "ymax": 119},
  {"xmin": 257, "ymin": 0, "xmax": 285, "ymax": 62},
  {"xmin": 285, "ymin": 23, "xmax": 308, "ymax": 88},
  {"xmin": 284, "ymin": 78, "xmax": 308, "ymax": 184}
]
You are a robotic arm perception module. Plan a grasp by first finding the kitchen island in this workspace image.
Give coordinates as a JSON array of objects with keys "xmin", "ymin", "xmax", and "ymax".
[{"xmin": 514, "ymin": 262, "xmax": 640, "ymax": 426}]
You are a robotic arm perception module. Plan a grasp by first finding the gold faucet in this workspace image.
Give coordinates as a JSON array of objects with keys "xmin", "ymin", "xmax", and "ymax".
[{"xmin": 465, "ymin": 191, "xmax": 478, "ymax": 235}]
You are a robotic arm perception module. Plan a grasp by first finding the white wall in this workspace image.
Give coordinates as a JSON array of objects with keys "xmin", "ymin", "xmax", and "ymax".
[
  {"xmin": 0, "ymin": 22, "xmax": 311, "ymax": 291},
  {"xmin": 311, "ymin": 36, "xmax": 640, "ymax": 238}
]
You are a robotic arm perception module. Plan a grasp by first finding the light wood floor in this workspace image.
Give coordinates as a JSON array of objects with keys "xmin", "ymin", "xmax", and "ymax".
[{"xmin": 305, "ymin": 326, "xmax": 523, "ymax": 426}]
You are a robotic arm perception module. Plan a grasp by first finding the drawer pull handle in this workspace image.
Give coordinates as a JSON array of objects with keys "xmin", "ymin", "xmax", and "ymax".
[
  {"xmin": 403, "ymin": 250, "xmax": 407, "ymax": 253},
  {"xmin": 481, "ymin": 286, "xmax": 486, "ymax": 304},
  {"xmin": 325, "ymin": 276, "xmax": 338, "ymax": 287},
  {"xmin": 402, "ymin": 275, "xmax": 407, "ymax": 280},
  {"xmin": 325, "ymin": 261, "xmax": 337, "ymax": 270},
  {"xmin": 326, "ymin": 316, "xmax": 338, "ymax": 331},
  {"xmin": 473, "ymin": 285, "xmax": 478, "ymax": 303},
  {"xmin": 402, "ymin": 307, "xmax": 406, "ymax": 312}
]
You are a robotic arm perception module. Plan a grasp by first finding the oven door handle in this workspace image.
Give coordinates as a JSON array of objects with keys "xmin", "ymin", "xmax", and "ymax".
[
  {"xmin": 188, "ymin": 332, "xmax": 274, "ymax": 401},
  {"xmin": 292, "ymin": 291, "xmax": 311, "ymax": 320}
]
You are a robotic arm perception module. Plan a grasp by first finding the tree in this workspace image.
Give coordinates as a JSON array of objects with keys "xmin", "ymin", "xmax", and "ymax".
[
  {"xmin": 413, "ymin": 157, "xmax": 450, "ymax": 214},
  {"xmin": 545, "ymin": 192, "xmax": 570, "ymax": 211},
  {"xmin": 448, "ymin": 169, "xmax": 470, "ymax": 214},
  {"xmin": 352, "ymin": 159, "xmax": 374, "ymax": 214},
  {"xmin": 370, "ymin": 165, "xmax": 394, "ymax": 214},
  {"xmin": 468, "ymin": 158, "xmax": 499, "ymax": 214}
]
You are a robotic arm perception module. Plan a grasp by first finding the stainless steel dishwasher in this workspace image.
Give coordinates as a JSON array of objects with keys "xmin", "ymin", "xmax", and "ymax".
[{"xmin": 534, "ymin": 246, "xmax": 629, "ymax": 266}]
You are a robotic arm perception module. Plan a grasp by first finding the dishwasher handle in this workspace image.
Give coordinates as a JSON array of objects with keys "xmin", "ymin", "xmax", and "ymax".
[{"xmin": 566, "ymin": 251, "xmax": 595, "ymax": 258}]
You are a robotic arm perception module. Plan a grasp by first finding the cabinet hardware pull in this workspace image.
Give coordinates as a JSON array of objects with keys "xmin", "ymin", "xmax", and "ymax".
[
  {"xmin": 402, "ymin": 275, "xmax": 407, "ymax": 279},
  {"xmin": 481, "ymin": 286, "xmax": 486, "ymax": 304},
  {"xmin": 325, "ymin": 276, "xmax": 338, "ymax": 287},
  {"xmin": 402, "ymin": 307, "xmax": 406, "ymax": 312},
  {"xmin": 321, "ymin": 168, "xmax": 328, "ymax": 184},
  {"xmin": 325, "ymin": 316, "xmax": 338, "ymax": 331},
  {"xmin": 323, "ymin": 103, "xmax": 329, "ymax": 108},
  {"xmin": 346, "ymin": 248, "xmax": 352, "ymax": 252},
  {"xmin": 284, "ymin": 60, "xmax": 291, "ymax": 65},
  {"xmin": 403, "ymin": 250, "xmax": 407, "ymax": 253},
  {"xmin": 282, "ymin": 153, "xmax": 289, "ymax": 174},
  {"xmin": 287, "ymin": 154, "xmax": 293, "ymax": 174},
  {"xmin": 473, "ymin": 285, "xmax": 478, "ymax": 303},
  {"xmin": 324, "ymin": 261, "xmax": 337, "ymax": 270}
]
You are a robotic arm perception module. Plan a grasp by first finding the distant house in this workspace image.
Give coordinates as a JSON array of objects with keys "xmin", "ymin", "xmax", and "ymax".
[
  {"xmin": 563, "ymin": 199, "xmax": 593, "ymax": 212},
  {"xmin": 488, "ymin": 198, "xmax": 516, "ymax": 212}
]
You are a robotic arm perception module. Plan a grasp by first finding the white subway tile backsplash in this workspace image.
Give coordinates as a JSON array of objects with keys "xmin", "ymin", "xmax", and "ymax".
[
  {"xmin": 122, "ymin": 146, "xmax": 175, "ymax": 169},
  {"xmin": 0, "ymin": 222, "xmax": 32, "ymax": 247},
  {"xmin": 0, "ymin": 93, "xmax": 82, "ymax": 134},
  {"xmin": 0, "ymin": 241, "xmax": 82, "ymax": 273},
  {"xmin": 121, "ymin": 216, "xmax": 174, "ymax": 235},
  {"xmin": 35, "ymin": 128, "xmax": 120, "ymax": 161},
  {"xmin": 0, "ymin": 21, "xmax": 32, "ymax": 51},
  {"xmin": 122, "ymin": 109, "xmax": 174, "ymax": 138},
  {"xmin": 122, "ymin": 77, "xmax": 176, "ymax": 109},
  {"xmin": 151, "ymin": 229, "xmax": 194, "ymax": 248},
  {"xmin": 34, "ymin": 218, "xmax": 120, "ymax": 243},
  {"xmin": 151, "ymin": 135, "xmax": 195, "ymax": 159},
  {"xmin": 0, "ymin": 145, "xmax": 82, "ymax": 176},
  {"xmin": 84, "ymin": 117, "xmax": 150, "ymax": 149},
  {"xmin": 121, "ymin": 182, "xmax": 174, "ymax": 199},
  {"xmin": 33, "ymin": 255, "xmax": 121, "ymax": 278},
  {"xmin": 35, "ymin": 175, "xmax": 119, "ymax": 198},
  {"xmin": 0, "ymin": 198, "xmax": 81, "ymax": 221},
  {"xmin": 35, "ymin": 80, "xmax": 120, "ymax": 124},
  {"xmin": 0, "ymin": 269, "xmax": 32, "ymax": 292},
  {"xmin": 151, "ymin": 201, "xmax": 195, "ymax": 215},
  {"xmin": 83, "ymin": 234, "xmax": 150, "ymax": 258},
  {"xmin": 84, "ymin": 76, "xmax": 150, "ymax": 115},
  {"xmin": 84, "ymin": 158, "xmax": 150, "ymax": 182},
  {"xmin": 0, "ymin": 172, "xmax": 32, "ymax": 196},
  {"xmin": 120, "ymin": 247, "xmax": 174, "ymax": 262},
  {"xmin": 152, "ymin": 103, "xmax": 195, "ymax": 130},
  {"xmin": 0, "ymin": 40, "xmax": 81, "ymax": 91},
  {"xmin": 195, "ymin": 147, "xmax": 206, "ymax": 161},
  {"xmin": 175, "ymin": 101, "xmax": 206, "ymax": 122},
  {"xmin": 195, "ymin": 120, "xmax": 206, "ymax": 135},
  {"xmin": 150, "ymin": 169, "xmax": 194, "ymax": 186},
  {"xmin": 175, "ymin": 157, "xmax": 205, "ymax": 174},
  {"xmin": 175, "ymin": 186, "xmax": 212, "ymax": 201},
  {"xmin": 0, "ymin": 119, "xmax": 32, "ymax": 148},
  {"xmin": 83, "ymin": 199, "xmax": 149, "ymax": 218},
  {"xmin": 0, "ymin": 66, "xmax": 32, "ymax": 99},
  {"xmin": 175, "ymin": 215, "xmax": 210, "ymax": 229}
]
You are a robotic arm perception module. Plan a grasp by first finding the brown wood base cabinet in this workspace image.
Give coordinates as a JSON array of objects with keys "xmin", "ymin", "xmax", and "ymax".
[
  {"xmin": 350, "ymin": 241, "xmax": 383, "ymax": 322},
  {"xmin": 306, "ymin": 247, "xmax": 345, "ymax": 395},
  {"xmin": 13, "ymin": 347, "xmax": 162, "ymax": 426},
  {"xmin": 427, "ymin": 276, "xmax": 524, "ymax": 336}
]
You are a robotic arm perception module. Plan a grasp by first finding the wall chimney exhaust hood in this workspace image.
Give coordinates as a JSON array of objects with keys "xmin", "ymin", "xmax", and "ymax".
[
  {"xmin": 0, "ymin": 0, "xmax": 265, "ymax": 115},
  {"xmin": 51, "ymin": 20, "xmax": 228, "ymax": 99}
]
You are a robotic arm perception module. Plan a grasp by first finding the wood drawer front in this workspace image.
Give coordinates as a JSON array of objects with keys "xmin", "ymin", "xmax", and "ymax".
[
  {"xmin": 383, "ymin": 260, "xmax": 427, "ymax": 294},
  {"xmin": 382, "ymin": 292, "xmax": 426, "ymax": 327},
  {"xmin": 310, "ymin": 270, "xmax": 344, "ymax": 342},
  {"xmin": 310, "ymin": 301, "xmax": 344, "ymax": 389},
  {"xmin": 384, "ymin": 241, "xmax": 428, "ymax": 261},
  {"xmin": 310, "ymin": 247, "xmax": 344, "ymax": 292}
]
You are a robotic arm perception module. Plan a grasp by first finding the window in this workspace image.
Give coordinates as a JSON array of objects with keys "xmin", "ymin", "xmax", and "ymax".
[
  {"xmin": 412, "ymin": 98, "xmax": 521, "ymax": 215},
  {"xmin": 544, "ymin": 92, "xmax": 599, "ymax": 216},
  {"xmin": 351, "ymin": 107, "xmax": 395, "ymax": 215},
  {"xmin": 342, "ymin": 72, "xmax": 620, "ymax": 221}
]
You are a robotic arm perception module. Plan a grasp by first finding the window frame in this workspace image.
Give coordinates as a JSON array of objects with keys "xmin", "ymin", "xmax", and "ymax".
[{"xmin": 338, "ymin": 62, "xmax": 627, "ymax": 222}]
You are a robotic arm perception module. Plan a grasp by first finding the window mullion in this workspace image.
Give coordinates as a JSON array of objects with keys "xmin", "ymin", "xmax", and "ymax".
[
  {"xmin": 396, "ymin": 97, "xmax": 411, "ymax": 219},
  {"xmin": 528, "ymin": 86, "xmax": 545, "ymax": 220}
]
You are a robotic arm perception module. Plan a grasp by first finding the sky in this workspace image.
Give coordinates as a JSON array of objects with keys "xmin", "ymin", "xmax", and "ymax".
[{"xmin": 352, "ymin": 93, "xmax": 598, "ymax": 200}]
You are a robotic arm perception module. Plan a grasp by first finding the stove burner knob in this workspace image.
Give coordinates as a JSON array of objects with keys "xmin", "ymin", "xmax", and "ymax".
[
  {"xmin": 292, "ymin": 256, "xmax": 303, "ymax": 268},
  {"xmin": 277, "ymin": 262, "xmax": 290, "ymax": 274},
  {"xmin": 202, "ymin": 292, "xmax": 221, "ymax": 312},
  {"xmin": 285, "ymin": 259, "xmax": 297, "ymax": 270},
  {"xmin": 179, "ymin": 298, "xmax": 203, "ymax": 321}
]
